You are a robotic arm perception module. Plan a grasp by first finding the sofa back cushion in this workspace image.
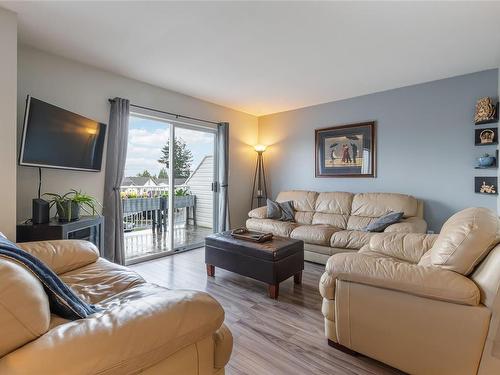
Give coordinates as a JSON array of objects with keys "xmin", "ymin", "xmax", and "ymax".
[
  {"xmin": 276, "ymin": 190, "xmax": 318, "ymax": 224},
  {"xmin": 0, "ymin": 259, "xmax": 51, "ymax": 356},
  {"xmin": 347, "ymin": 193, "xmax": 418, "ymax": 230},
  {"xmin": 17, "ymin": 240, "xmax": 100, "ymax": 275},
  {"xmin": 312, "ymin": 192, "xmax": 353, "ymax": 229},
  {"xmin": 423, "ymin": 207, "xmax": 500, "ymax": 275},
  {"xmin": 351, "ymin": 193, "xmax": 419, "ymax": 218}
]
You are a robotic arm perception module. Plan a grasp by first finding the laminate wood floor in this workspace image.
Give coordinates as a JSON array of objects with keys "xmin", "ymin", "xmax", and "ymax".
[{"xmin": 131, "ymin": 248, "xmax": 403, "ymax": 375}]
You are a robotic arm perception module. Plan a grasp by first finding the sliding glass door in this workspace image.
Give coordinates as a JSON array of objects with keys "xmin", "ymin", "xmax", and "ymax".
[
  {"xmin": 172, "ymin": 125, "xmax": 217, "ymax": 252},
  {"xmin": 122, "ymin": 111, "xmax": 218, "ymax": 264}
]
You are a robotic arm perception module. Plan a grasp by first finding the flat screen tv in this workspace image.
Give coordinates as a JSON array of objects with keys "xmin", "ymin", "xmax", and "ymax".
[{"xmin": 19, "ymin": 96, "xmax": 107, "ymax": 172}]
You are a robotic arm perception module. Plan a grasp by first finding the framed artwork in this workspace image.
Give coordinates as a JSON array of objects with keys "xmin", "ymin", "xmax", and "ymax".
[
  {"xmin": 475, "ymin": 176, "xmax": 497, "ymax": 195},
  {"xmin": 315, "ymin": 121, "xmax": 376, "ymax": 177},
  {"xmin": 475, "ymin": 127, "xmax": 498, "ymax": 146}
]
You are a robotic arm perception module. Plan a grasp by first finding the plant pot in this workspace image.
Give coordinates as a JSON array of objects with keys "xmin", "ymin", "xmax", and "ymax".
[
  {"xmin": 478, "ymin": 156, "xmax": 496, "ymax": 167},
  {"xmin": 57, "ymin": 201, "xmax": 80, "ymax": 222}
]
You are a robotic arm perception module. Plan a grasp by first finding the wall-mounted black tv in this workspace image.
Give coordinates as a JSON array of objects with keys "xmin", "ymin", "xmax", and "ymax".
[{"xmin": 19, "ymin": 96, "xmax": 106, "ymax": 172}]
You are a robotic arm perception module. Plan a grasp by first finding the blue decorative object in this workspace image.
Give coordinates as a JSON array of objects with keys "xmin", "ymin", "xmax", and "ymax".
[{"xmin": 478, "ymin": 154, "xmax": 496, "ymax": 167}]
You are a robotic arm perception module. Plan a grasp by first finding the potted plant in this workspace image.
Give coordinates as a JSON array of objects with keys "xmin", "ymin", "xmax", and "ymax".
[{"xmin": 44, "ymin": 189, "xmax": 102, "ymax": 222}]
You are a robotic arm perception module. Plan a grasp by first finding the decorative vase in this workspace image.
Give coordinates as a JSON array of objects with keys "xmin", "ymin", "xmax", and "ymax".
[
  {"xmin": 57, "ymin": 201, "xmax": 80, "ymax": 222},
  {"xmin": 478, "ymin": 156, "xmax": 496, "ymax": 167}
]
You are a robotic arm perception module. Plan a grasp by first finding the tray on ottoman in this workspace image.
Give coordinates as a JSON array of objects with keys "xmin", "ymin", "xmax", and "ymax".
[{"xmin": 205, "ymin": 231, "xmax": 304, "ymax": 299}]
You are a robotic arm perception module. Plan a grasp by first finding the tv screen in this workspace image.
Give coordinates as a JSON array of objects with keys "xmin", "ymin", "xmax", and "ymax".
[{"xmin": 19, "ymin": 96, "xmax": 106, "ymax": 172}]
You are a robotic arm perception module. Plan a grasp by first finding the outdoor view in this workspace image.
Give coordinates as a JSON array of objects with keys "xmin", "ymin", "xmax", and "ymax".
[{"xmin": 122, "ymin": 115, "xmax": 215, "ymax": 262}]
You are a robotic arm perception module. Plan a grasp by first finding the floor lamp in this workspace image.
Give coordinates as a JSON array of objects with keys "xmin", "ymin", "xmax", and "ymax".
[{"xmin": 251, "ymin": 144, "xmax": 268, "ymax": 209}]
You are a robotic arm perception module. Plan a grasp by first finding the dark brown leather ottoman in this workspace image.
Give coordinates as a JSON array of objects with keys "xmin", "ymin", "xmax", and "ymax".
[{"xmin": 205, "ymin": 231, "xmax": 304, "ymax": 299}]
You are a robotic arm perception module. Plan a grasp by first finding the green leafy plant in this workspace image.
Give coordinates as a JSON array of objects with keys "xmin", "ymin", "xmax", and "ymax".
[
  {"xmin": 175, "ymin": 187, "xmax": 190, "ymax": 196},
  {"xmin": 43, "ymin": 189, "xmax": 102, "ymax": 221}
]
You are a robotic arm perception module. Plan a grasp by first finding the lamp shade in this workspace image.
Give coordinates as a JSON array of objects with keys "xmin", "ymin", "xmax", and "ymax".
[{"xmin": 254, "ymin": 144, "xmax": 267, "ymax": 152}]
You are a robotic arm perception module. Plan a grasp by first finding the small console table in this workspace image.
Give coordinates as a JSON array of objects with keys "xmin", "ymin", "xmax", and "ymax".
[{"xmin": 17, "ymin": 215, "xmax": 104, "ymax": 251}]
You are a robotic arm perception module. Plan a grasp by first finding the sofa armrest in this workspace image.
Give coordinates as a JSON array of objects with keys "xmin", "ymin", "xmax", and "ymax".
[
  {"xmin": 384, "ymin": 217, "xmax": 427, "ymax": 233},
  {"xmin": 248, "ymin": 206, "xmax": 267, "ymax": 219},
  {"xmin": 213, "ymin": 324, "xmax": 233, "ymax": 369},
  {"xmin": 361, "ymin": 232, "xmax": 438, "ymax": 263},
  {"xmin": 16, "ymin": 240, "xmax": 99, "ymax": 275},
  {"xmin": 0, "ymin": 287, "xmax": 227, "ymax": 374},
  {"xmin": 320, "ymin": 253, "xmax": 480, "ymax": 306}
]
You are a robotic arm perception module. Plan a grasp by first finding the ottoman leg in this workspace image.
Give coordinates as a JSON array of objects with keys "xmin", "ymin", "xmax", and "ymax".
[
  {"xmin": 294, "ymin": 271, "xmax": 302, "ymax": 284},
  {"xmin": 268, "ymin": 284, "xmax": 279, "ymax": 299},
  {"xmin": 206, "ymin": 264, "xmax": 215, "ymax": 277}
]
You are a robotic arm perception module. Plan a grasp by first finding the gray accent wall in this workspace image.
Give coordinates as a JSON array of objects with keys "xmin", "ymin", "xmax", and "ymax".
[{"xmin": 259, "ymin": 69, "xmax": 499, "ymax": 231}]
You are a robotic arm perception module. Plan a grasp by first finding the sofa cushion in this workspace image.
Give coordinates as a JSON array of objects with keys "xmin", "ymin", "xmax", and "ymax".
[
  {"xmin": 248, "ymin": 206, "xmax": 267, "ymax": 219},
  {"xmin": 330, "ymin": 230, "xmax": 375, "ymax": 250},
  {"xmin": 351, "ymin": 193, "xmax": 418, "ymax": 218},
  {"xmin": 346, "ymin": 215, "xmax": 378, "ymax": 230},
  {"xmin": 366, "ymin": 232, "xmax": 439, "ymax": 264},
  {"xmin": 312, "ymin": 212, "xmax": 349, "ymax": 229},
  {"xmin": 309, "ymin": 192, "xmax": 353, "ymax": 230},
  {"xmin": 60, "ymin": 258, "xmax": 146, "ymax": 304},
  {"xmin": 424, "ymin": 207, "xmax": 500, "ymax": 275},
  {"xmin": 295, "ymin": 211, "xmax": 314, "ymax": 225},
  {"xmin": 246, "ymin": 218, "xmax": 298, "ymax": 237},
  {"xmin": 291, "ymin": 225, "xmax": 342, "ymax": 246},
  {"xmin": 0, "ymin": 259, "xmax": 51, "ymax": 357},
  {"xmin": 314, "ymin": 192, "xmax": 354, "ymax": 215},
  {"xmin": 276, "ymin": 190, "xmax": 318, "ymax": 212},
  {"xmin": 17, "ymin": 240, "xmax": 99, "ymax": 275}
]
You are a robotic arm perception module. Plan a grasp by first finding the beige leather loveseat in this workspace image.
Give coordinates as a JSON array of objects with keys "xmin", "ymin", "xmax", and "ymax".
[
  {"xmin": 0, "ymin": 240, "xmax": 232, "ymax": 374},
  {"xmin": 320, "ymin": 207, "xmax": 500, "ymax": 375},
  {"xmin": 247, "ymin": 190, "xmax": 426, "ymax": 264}
]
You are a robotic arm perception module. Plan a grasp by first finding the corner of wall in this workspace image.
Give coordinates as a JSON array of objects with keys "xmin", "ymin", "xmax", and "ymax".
[
  {"xmin": 497, "ymin": 67, "xmax": 500, "ymax": 216},
  {"xmin": 0, "ymin": 8, "xmax": 17, "ymax": 240}
]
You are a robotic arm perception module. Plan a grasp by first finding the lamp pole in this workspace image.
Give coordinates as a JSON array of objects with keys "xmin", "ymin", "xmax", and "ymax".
[{"xmin": 251, "ymin": 145, "xmax": 268, "ymax": 209}]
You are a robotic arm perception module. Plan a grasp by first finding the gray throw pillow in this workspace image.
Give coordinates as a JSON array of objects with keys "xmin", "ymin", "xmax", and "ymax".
[
  {"xmin": 364, "ymin": 211, "xmax": 404, "ymax": 232},
  {"xmin": 267, "ymin": 199, "xmax": 295, "ymax": 222}
]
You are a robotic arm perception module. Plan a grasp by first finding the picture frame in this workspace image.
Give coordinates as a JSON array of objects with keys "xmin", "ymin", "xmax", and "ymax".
[
  {"xmin": 475, "ymin": 127, "xmax": 498, "ymax": 146},
  {"xmin": 474, "ymin": 176, "xmax": 497, "ymax": 195},
  {"xmin": 315, "ymin": 121, "xmax": 376, "ymax": 177}
]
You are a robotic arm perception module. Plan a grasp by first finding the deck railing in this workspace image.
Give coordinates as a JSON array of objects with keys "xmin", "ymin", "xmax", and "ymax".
[{"xmin": 122, "ymin": 196, "xmax": 196, "ymax": 232}]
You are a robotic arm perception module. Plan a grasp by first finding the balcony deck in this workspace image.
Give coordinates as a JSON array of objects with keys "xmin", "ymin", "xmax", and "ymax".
[{"xmin": 124, "ymin": 225, "xmax": 213, "ymax": 263}]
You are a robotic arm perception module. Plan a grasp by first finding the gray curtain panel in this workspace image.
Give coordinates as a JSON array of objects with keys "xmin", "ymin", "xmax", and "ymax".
[
  {"xmin": 103, "ymin": 98, "xmax": 130, "ymax": 264},
  {"xmin": 217, "ymin": 122, "xmax": 230, "ymax": 232}
]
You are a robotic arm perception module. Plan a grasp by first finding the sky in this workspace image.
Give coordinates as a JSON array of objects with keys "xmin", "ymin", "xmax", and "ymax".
[{"xmin": 124, "ymin": 116, "xmax": 214, "ymax": 178}]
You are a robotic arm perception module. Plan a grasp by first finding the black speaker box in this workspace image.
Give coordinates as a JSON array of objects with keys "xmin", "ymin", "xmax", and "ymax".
[{"xmin": 32, "ymin": 198, "xmax": 49, "ymax": 224}]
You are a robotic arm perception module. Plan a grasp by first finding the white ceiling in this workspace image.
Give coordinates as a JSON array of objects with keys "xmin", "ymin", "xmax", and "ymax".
[{"xmin": 2, "ymin": 1, "xmax": 500, "ymax": 116}]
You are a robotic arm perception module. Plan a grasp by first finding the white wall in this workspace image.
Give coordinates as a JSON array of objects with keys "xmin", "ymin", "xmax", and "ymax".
[
  {"xmin": 0, "ymin": 9, "xmax": 17, "ymax": 240},
  {"xmin": 17, "ymin": 46, "xmax": 258, "ymax": 230},
  {"xmin": 185, "ymin": 156, "xmax": 214, "ymax": 228}
]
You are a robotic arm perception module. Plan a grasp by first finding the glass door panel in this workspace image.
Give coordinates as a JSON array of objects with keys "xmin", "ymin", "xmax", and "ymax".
[
  {"xmin": 172, "ymin": 126, "xmax": 216, "ymax": 251},
  {"xmin": 122, "ymin": 115, "xmax": 173, "ymax": 264}
]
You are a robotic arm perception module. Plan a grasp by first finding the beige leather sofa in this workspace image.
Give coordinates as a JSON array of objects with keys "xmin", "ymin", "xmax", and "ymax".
[
  {"xmin": 247, "ymin": 190, "xmax": 426, "ymax": 264},
  {"xmin": 320, "ymin": 207, "xmax": 500, "ymax": 375},
  {"xmin": 0, "ymin": 240, "xmax": 232, "ymax": 374}
]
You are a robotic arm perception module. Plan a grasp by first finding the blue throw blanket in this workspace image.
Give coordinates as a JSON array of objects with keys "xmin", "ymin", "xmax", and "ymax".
[{"xmin": 0, "ymin": 237, "xmax": 99, "ymax": 320}]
